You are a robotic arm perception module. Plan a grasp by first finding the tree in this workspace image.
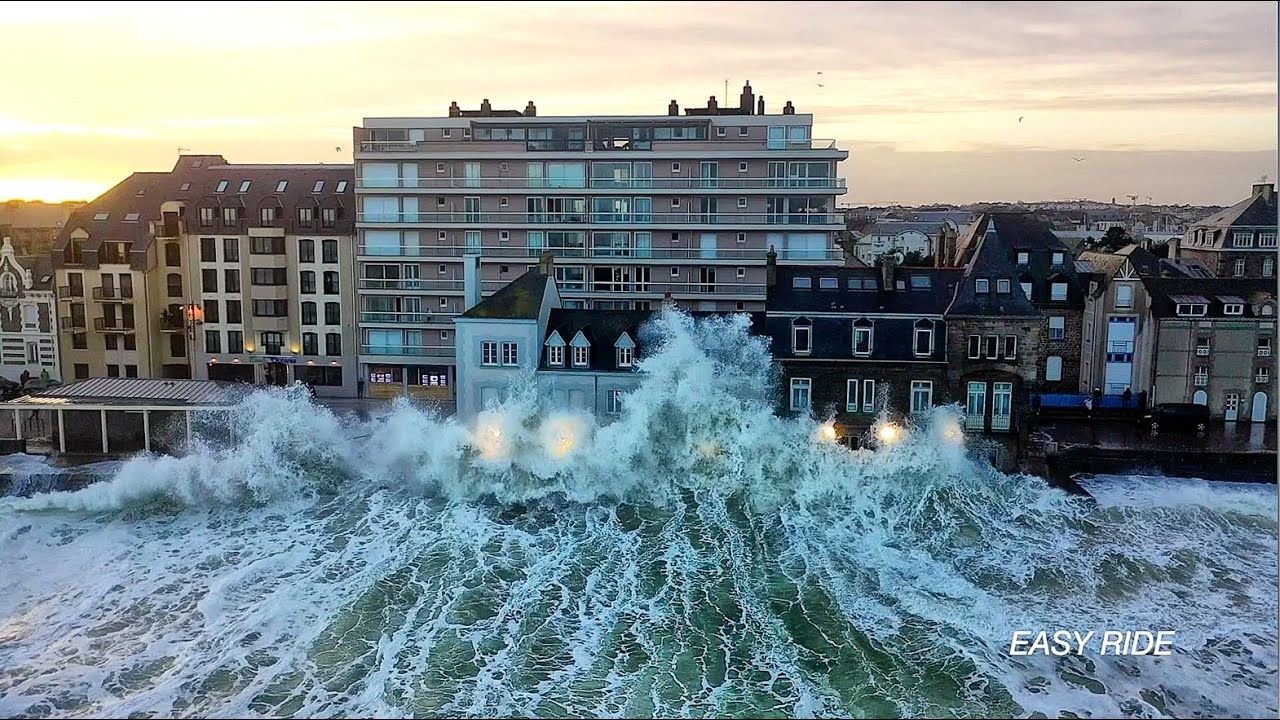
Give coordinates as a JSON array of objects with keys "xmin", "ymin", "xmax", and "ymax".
[
  {"xmin": 902, "ymin": 250, "xmax": 934, "ymax": 266},
  {"xmin": 1087, "ymin": 226, "xmax": 1133, "ymax": 252}
]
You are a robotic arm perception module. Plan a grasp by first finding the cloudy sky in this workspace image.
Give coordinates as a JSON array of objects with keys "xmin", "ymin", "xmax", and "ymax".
[{"xmin": 1, "ymin": 1, "xmax": 1275, "ymax": 205}]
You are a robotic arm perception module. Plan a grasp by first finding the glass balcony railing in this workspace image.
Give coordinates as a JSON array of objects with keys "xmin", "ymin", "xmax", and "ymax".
[
  {"xmin": 357, "ymin": 177, "xmax": 847, "ymax": 191},
  {"xmin": 356, "ymin": 211, "xmax": 842, "ymax": 225},
  {"xmin": 360, "ymin": 344, "xmax": 455, "ymax": 357},
  {"xmin": 355, "ymin": 244, "xmax": 844, "ymax": 261}
]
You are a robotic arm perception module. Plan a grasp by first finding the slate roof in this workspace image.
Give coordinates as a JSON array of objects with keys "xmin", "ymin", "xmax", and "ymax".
[
  {"xmin": 53, "ymin": 155, "xmax": 355, "ymax": 261},
  {"xmin": 768, "ymin": 265, "xmax": 962, "ymax": 315},
  {"xmin": 1189, "ymin": 186, "xmax": 1277, "ymax": 234},
  {"xmin": 460, "ymin": 269, "xmax": 549, "ymax": 319},
  {"xmin": 861, "ymin": 220, "xmax": 948, "ymax": 238},
  {"xmin": 1078, "ymin": 245, "xmax": 1185, "ymax": 282},
  {"xmin": 946, "ymin": 231, "xmax": 1041, "ymax": 317},
  {"xmin": 540, "ymin": 309, "xmax": 655, "ymax": 371},
  {"xmin": 1141, "ymin": 277, "xmax": 1274, "ymax": 319}
]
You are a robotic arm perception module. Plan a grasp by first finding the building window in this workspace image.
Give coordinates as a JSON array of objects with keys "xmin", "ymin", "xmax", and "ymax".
[
  {"xmin": 323, "ymin": 271, "xmax": 339, "ymax": 294},
  {"xmin": 1265, "ymin": 257, "xmax": 1275, "ymax": 277},
  {"xmin": 572, "ymin": 345, "xmax": 589, "ymax": 367},
  {"xmin": 672, "ymin": 162, "xmax": 681, "ymax": 173},
  {"xmin": 845, "ymin": 379, "xmax": 859, "ymax": 412},
  {"xmin": 1259, "ymin": 338, "xmax": 1272, "ymax": 357},
  {"xmin": 165, "ymin": 242, "xmax": 181, "ymax": 267},
  {"xmin": 1052, "ymin": 252, "xmax": 1064, "ymax": 266},
  {"xmin": 913, "ymin": 320, "xmax": 933, "ymax": 356},
  {"xmin": 225, "ymin": 269, "xmax": 241, "ymax": 293},
  {"xmin": 738, "ymin": 162, "xmax": 748, "ymax": 173},
  {"xmin": 791, "ymin": 318, "xmax": 811, "ymax": 355},
  {"xmin": 300, "ymin": 271, "xmax": 316, "ymax": 293},
  {"xmin": 201, "ymin": 268, "xmax": 218, "ymax": 294},
  {"xmin": 1004, "ymin": 335, "xmax": 1018, "ymax": 359},
  {"xmin": 259, "ymin": 332, "xmax": 283, "ymax": 355},
  {"xmin": 74, "ymin": 363, "xmax": 88, "ymax": 379},
  {"xmin": 1020, "ymin": 281, "xmax": 1032, "ymax": 299},
  {"xmin": 1046, "ymin": 355, "xmax": 1063, "ymax": 381},
  {"xmin": 166, "ymin": 273, "xmax": 183, "ymax": 297},
  {"xmin": 985, "ymin": 335, "xmax": 999, "ymax": 359},
  {"xmin": 910, "ymin": 381, "xmax": 933, "ymax": 414},
  {"xmin": 321, "ymin": 207, "xmax": 337, "ymax": 228},
  {"xmin": 500, "ymin": 341, "xmax": 518, "ymax": 366},
  {"xmin": 325, "ymin": 333, "xmax": 341, "ymax": 356},
  {"xmin": 607, "ymin": 389, "xmax": 624, "ymax": 414},
  {"xmin": 222, "ymin": 207, "xmax": 238, "ymax": 225},
  {"xmin": 301, "ymin": 301, "xmax": 316, "ymax": 325},
  {"xmin": 975, "ymin": 278, "xmax": 989, "ymax": 294},
  {"xmin": 203, "ymin": 298, "xmax": 219, "ymax": 323},
  {"xmin": 200, "ymin": 237, "xmax": 216, "ymax": 262},
  {"xmin": 1050, "ymin": 282, "xmax": 1067, "ymax": 301},
  {"xmin": 199, "ymin": 207, "xmax": 216, "ymax": 227},
  {"xmin": 252, "ymin": 236, "xmax": 285, "ymax": 254},
  {"xmin": 170, "ymin": 333, "xmax": 186, "ymax": 358},
  {"xmin": 547, "ymin": 344, "xmax": 564, "ymax": 366},
  {"xmin": 617, "ymin": 346, "xmax": 633, "ymax": 368},
  {"xmin": 226, "ymin": 300, "xmax": 242, "ymax": 323},
  {"xmin": 996, "ymin": 279, "xmax": 1010, "ymax": 294},
  {"xmin": 299, "ymin": 239, "xmax": 315, "ymax": 262},
  {"xmin": 1224, "ymin": 303, "xmax": 1244, "ymax": 316},
  {"xmin": 301, "ymin": 332, "xmax": 318, "ymax": 355},
  {"xmin": 253, "ymin": 268, "xmax": 287, "ymax": 286},
  {"xmin": 221, "ymin": 237, "xmax": 238, "ymax": 262},
  {"xmin": 1193, "ymin": 366, "xmax": 1209, "ymax": 387},
  {"xmin": 1115, "ymin": 283, "xmax": 1133, "ymax": 308},
  {"xmin": 967, "ymin": 334, "xmax": 980, "ymax": 359},
  {"xmin": 1195, "ymin": 337, "xmax": 1211, "ymax": 356},
  {"xmin": 1176, "ymin": 303, "xmax": 1207, "ymax": 317},
  {"xmin": 205, "ymin": 329, "xmax": 221, "ymax": 354},
  {"xmin": 1232, "ymin": 231, "xmax": 1254, "ymax": 247},
  {"xmin": 1049, "ymin": 316, "xmax": 1065, "ymax": 340},
  {"xmin": 260, "ymin": 206, "xmax": 276, "ymax": 225},
  {"xmin": 853, "ymin": 318, "xmax": 873, "ymax": 355},
  {"xmin": 125, "ymin": 365, "xmax": 138, "ymax": 378},
  {"xmin": 252, "ymin": 300, "xmax": 287, "ymax": 317},
  {"xmin": 481, "ymin": 341, "xmax": 498, "ymax": 366},
  {"xmin": 1016, "ymin": 252, "xmax": 1028, "ymax": 265},
  {"xmin": 1258, "ymin": 367, "xmax": 1271, "ymax": 384},
  {"xmin": 737, "ymin": 197, "xmax": 747, "ymax": 209},
  {"xmin": 1233, "ymin": 258, "xmax": 1246, "ymax": 277},
  {"xmin": 324, "ymin": 302, "xmax": 340, "ymax": 324},
  {"xmin": 716, "ymin": 126, "xmax": 727, "ymax": 137},
  {"xmin": 789, "ymin": 378, "xmax": 811, "ymax": 412},
  {"xmin": 228, "ymin": 331, "xmax": 243, "ymax": 353},
  {"xmin": 298, "ymin": 207, "xmax": 315, "ymax": 224}
]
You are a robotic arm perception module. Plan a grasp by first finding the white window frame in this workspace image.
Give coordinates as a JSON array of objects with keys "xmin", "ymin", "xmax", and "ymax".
[
  {"xmin": 1224, "ymin": 303, "xmax": 1244, "ymax": 316},
  {"xmin": 1049, "ymin": 316, "xmax": 1065, "ymax": 340},
  {"xmin": 572, "ymin": 345, "xmax": 589, "ymax": 367},
  {"xmin": 913, "ymin": 322, "xmax": 933, "ymax": 357},
  {"xmin": 1046, "ymin": 355, "xmax": 1063, "ymax": 381},
  {"xmin": 1051, "ymin": 282, "xmax": 1067, "ymax": 301},
  {"xmin": 861, "ymin": 379, "xmax": 876, "ymax": 413},
  {"xmin": 1052, "ymin": 252, "xmax": 1064, "ymax": 266},
  {"xmin": 716, "ymin": 126, "xmax": 727, "ymax": 137},
  {"xmin": 547, "ymin": 344, "xmax": 564, "ymax": 367},
  {"xmin": 910, "ymin": 380, "xmax": 933, "ymax": 414},
  {"xmin": 1004, "ymin": 335, "xmax": 1018, "ymax": 359},
  {"xmin": 1176, "ymin": 303, "xmax": 1207, "ymax": 317},
  {"xmin": 616, "ymin": 346, "xmax": 633, "ymax": 368},
  {"xmin": 1115, "ymin": 283, "xmax": 1133, "ymax": 309},
  {"xmin": 607, "ymin": 389, "xmax": 624, "ymax": 414},
  {"xmin": 792, "ymin": 320, "xmax": 812, "ymax": 355},
  {"xmin": 846, "ymin": 379, "xmax": 859, "ymax": 412},
  {"xmin": 1193, "ymin": 366, "xmax": 1208, "ymax": 387},
  {"xmin": 1259, "ymin": 338, "xmax": 1272, "ymax": 357},
  {"xmin": 1232, "ymin": 231, "xmax": 1254, "ymax": 248},
  {"xmin": 738, "ymin": 162, "xmax": 748, "ymax": 173},
  {"xmin": 975, "ymin": 278, "xmax": 989, "ymax": 294},
  {"xmin": 481, "ymin": 341, "xmax": 498, "ymax": 366},
  {"xmin": 1257, "ymin": 367, "xmax": 1271, "ymax": 384},
  {"xmin": 737, "ymin": 197, "xmax": 747, "ymax": 209},
  {"xmin": 1195, "ymin": 337, "xmax": 1211, "ymax": 356},
  {"xmin": 1259, "ymin": 232, "xmax": 1277, "ymax": 248},
  {"xmin": 853, "ymin": 321, "xmax": 874, "ymax": 356},
  {"xmin": 996, "ymin": 279, "xmax": 1010, "ymax": 294},
  {"xmin": 500, "ymin": 341, "xmax": 518, "ymax": 366},
  {"xmin": 1016, "ymin": 252, "xmax": 1029, "ymax": 265},
  {"xmin": 967, "ymin": 334, "xmax": 980, "ymax": 359},
  {"xmin": 790, "ymin": 377, "xmax": 812, "ymax": 412}
]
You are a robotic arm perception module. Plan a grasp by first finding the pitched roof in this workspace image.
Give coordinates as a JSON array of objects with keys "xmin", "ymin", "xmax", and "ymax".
[
  {"xmin": 1141, "ymin": 277, "xmax": 1274, "ymax": 319},
  {"xmin": 460, "ymin": 269, "xmax": 549, "ymax": 319},
  {"xmin": 952, "ymin": 212, "xmax": 1067, "ymax": 265},
  {"xmin": 1190, "ymin": 186, "xmax": 1277, "ymax": 231},
  {"xmin": 768, "ymin": 265, "xmax": 963, "ymax": 315},
  {"xmin": 946, "ymin": 231, "xmax": 1041, "ymax": 316},
  {"xmin": 8, "ymin": 377, "xmax": 239, "ymax": 406},
  {"xmin": 861, "ymin": 220, "xmax": 948, "ymax": 238},
  {"xmin": 540, "ymin": 309, "xmax": 656, "ymax": 371},
  {"xmin": 1078, "ymin": 245, "xmax": 1186, "ymax": 281}
]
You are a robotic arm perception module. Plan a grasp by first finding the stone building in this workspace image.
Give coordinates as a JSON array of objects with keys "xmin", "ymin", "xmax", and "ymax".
[
  {"xmin": 1175, "ymin": 182, "xmax": 1277, "ymax": 279},
  {"xmin": 0, "ymin": 238, "xmax": 60, "ymax": 383}
]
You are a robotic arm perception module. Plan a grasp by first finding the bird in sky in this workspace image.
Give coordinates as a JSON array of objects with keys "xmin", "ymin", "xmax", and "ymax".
[
  {"xmin": 817, "ymin": 83, "xmax": 825, "ymax": 87},
  {"xmin": 1072, "ymin": 157, "xmax": 1087, "ymax": 162},
  {"xmin": 1018, "ymin": 116, "xmax": 1025, "ymax": 123}
]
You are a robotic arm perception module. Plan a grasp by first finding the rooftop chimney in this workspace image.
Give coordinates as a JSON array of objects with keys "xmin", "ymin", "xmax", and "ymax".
[
  {"xmin": 879, "ymin": 252, "xmax": 898, "ymax": 291},
  {"xmin": 668, "ymin": 99, "xmax": 679, "ymax": 116},
  {"xmin": 538, "ymin": 250, "xmax": 554, "ymax": 276},
  {"xmin": 448, "ymin": 101, "xmax": 461, "ymax": 118},
  {"xmin": 1252, "ymin": 182, "xmax": 1275, "ymax": 201},
  {"xmin": 783, "ymin": 101, "xmax": 795, "ymax": 115},
  {"xmin": 480, "ymin": 99, "xmax": 492, "ymax": 116},
  {"xmin": 707, "ymin": 95, "xmax": 719, "ymax": 111},
  {"xmin": 757, "ymin": 96, "xmax": 765, "ymax": 115},
  {"xmin": 739, "ymin": 81, "xmax": 755, "ymax": 115},
  {"xmin": 524, "ymin": 101, "xmax": 537, "ymax": 117}
]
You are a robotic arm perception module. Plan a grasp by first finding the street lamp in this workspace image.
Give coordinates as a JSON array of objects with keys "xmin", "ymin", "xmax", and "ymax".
[{"xmin": 184, "ymin": 302, "xmax": 204, "ymax": 380}]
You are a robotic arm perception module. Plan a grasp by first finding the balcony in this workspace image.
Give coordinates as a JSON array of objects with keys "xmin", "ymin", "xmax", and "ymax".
[
  {"xmin": 58, "ymin": 285, "xmax": 83, "ymax": 299},
  {"xmin": 357, "ymin": 211, "xmax": 843, "ymax": 226},
  {"xmin": 360, "ymin": 344, "xmax": 456, "ymax": 358},
  {"xmin": 1195, "ymin": 345, "xmax": 1210, "ymax": 357},
  {"xmin": 357, "ymin": 177, "xmax": 848, "ymax": 191},
  {"xmin": 60, "ymin": 316, "xmax": 86, "ymax": 332},
  {"xmin": 991, "ymin": 414, "xmax": 1012, "ymax": 432},
  {"xmin": 93, "ymin": 317, "xmax": 136, "ymax": 332},
  {"xmin": 566, "ymin": 281, "xmax": 767, "ymax": 297},
  {"xmin": 356, "ymin": 138, "xmax": 841, "ymax": 153},
  {"xmin": 356, "ymin": 244, "xmax": 844, "ymax": 262},
  {"xmin": 357, "ymin": 278, "xmax": 464, "ymax": 292},
  {"xmin": 92, "ymin": 287, "xmax": 135, "ymax": 301},
  {"xmin": 359, "ymin": 311, "xmax": 454, "ymax": 325}
]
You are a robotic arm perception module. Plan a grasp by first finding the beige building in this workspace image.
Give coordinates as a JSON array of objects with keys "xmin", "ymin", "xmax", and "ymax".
[
  {"xmin": 51, "ymin": 156, "xmax": 359, "ymax": 396},
  {"xmin": 1174, "ymin": 182, "xmax": 1277, "ymax": 279},
  {"xmin": 352, "ymin": 83, "xmax": 848, "ymax": 398}
]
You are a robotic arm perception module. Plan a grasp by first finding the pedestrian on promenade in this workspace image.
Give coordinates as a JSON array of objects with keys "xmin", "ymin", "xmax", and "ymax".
[{"xmin": 1122, "ymin": 386, "xmax": 1132, "ymax": 408}]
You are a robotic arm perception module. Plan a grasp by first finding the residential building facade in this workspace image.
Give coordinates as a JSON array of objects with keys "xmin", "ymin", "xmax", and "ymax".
[
  {"xmin": 1176, "ymin": 182, "xmax": 1277, "ymax": 279},
  {"xmin": 0, "ymin": 238, "xmax": 59, "ymax": 382},
  {"xmin": 51, "ymin": 156, "xmax": 359, "ymax": 395},
  {"xmin": 849, "ymin": 220, "xmax": 952, "ymax": 265},
  {"xmin": 354, "ymin": 83, "xmax": 848, "ymax": 400},
  {"xmin": 763, "ymin": 255, "xmax": 961, "ymax": 440}
]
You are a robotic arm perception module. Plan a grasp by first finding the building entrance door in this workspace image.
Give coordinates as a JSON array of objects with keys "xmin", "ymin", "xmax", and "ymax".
[
  {"xmin": 1251, "ymin": 391, "xmax": 1268, "ymax": 422},
  {"xmin": 1225, "ymin": 393, "xmax": 1239, "ymax": 422},
  {"xmin": 265, "ymin": 362, "xmax": 289, "ymax": 387}
]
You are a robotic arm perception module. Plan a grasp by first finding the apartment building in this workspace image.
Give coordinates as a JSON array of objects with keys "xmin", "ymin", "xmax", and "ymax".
[
  {"xmin": 763, "ymin": 256, "xmax": 962, "ymax": 441},
  {"xmin": 354, "ymin": 83, "xmax": 848, "ymax": 399},
  {"xmin": 1175, "ymin": 182, "xmax": 1277, "ymax": 279},
  {"xmin": 0, "ymin": 237, "xmax": 59, "ymax": 382},
  {"xmin": 51, "ymin": 156, "xmax": 358, "ymax": 395},
  {"xmin": 1144, "ymin": 277, "xmax": 1275, "ymax": 422}
]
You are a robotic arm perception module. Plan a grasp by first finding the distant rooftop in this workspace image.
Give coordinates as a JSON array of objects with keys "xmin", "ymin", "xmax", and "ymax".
[{"xmin": 7, "ymin": 377, "xmax": 240, "ymax": 407}]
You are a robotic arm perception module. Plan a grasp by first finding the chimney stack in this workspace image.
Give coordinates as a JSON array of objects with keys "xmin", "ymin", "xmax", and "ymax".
[
  {"xmin": 707, "ymin": 95, "xmax": 718, "ymax": 111},
  {"xmin": 1252, "ymin": 182, "xmax": 1275, "ymax": 201},
  {"xmin": 538, "ymin": 250, "xmax": 554, "ymax": 276},
  {"xmin": 879, "ymin": 252, "xmax": 898, "ymax": 290},
  {"xmin": 783, "ymin": 101, "xmax": 795, "ymax": 115},
  {"xmin": 480, "ymin": 99, "xmax": 492, "ymax": 116},
  {"xmin": 766, "ymin": 246, "xmax": 778, "ymax": 287},
  {"xmin": 668, "ymin": 99, "xmax": 679, "ymax": 116},
  {"xmin": 448, "ymin": 101, "xmax": 461, "ymax": 118},
  {"xmin": 524, "ymin": 101, "xmax": 537, "ymax": 117},
  {"xmin": 757, "ymin": 96, "xmax": 765, "ymax": 115},
  {"xmin": 739, "ymin": 81, "xmax": 754, "ymax": 115}
]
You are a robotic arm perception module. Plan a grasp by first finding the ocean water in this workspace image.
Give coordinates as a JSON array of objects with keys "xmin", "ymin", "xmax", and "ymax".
[{"xmin": 0, "ymin": 312, "xmax": 1275, "ymax": 718}]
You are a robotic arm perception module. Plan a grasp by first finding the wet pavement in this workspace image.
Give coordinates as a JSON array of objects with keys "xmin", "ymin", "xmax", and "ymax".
[{"xmin": 1036, "ymin": 418, "xmax": 1276, "ymax": 453}]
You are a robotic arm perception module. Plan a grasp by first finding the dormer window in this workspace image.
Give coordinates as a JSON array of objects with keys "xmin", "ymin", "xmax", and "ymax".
[
  {"xmin": 616, "ymin": 346, "xmax": 633, "ymax": 368},
  {"xmin": 615, "ymin": 332, "xmax": 636, "ymax": 369},
  {"xmin": 818, "ymin": 277, "xmax": 838, "ymax": 290},
  {"xmin": 913, "ymin": 320, "xmax": 934, "ymax": 356},
  {"xmin": 791, "ymin": 317, "xmax": 812, "ymax": 355},
  {"xmin": 853, "ymin": 318, "xmax": 873, "ymax": 355},
  {"xmin": 975, "ymin": 278, "xmax": 989, "ymax": 294},
  {"xmin": 1176, "ymin": 303, "xmax": 1207, "ymax": 317},
  {"xmin": 1223, "ymin": 303, "xmax": 1244, "ymax": 316},
  {"xmin": 1016, "ymin": 252, "xmax": 1029, "ymax": 265},
  {"xmin": 1052, "ymin": 252, "xmax": 1064, "ymax": 266},
  {"xmin": 996, "ymin": 279, "xmax": 1010, "ymax": 294},
  {"xmin": 570, "ymin": 331, "xmax": 590, "ymax": 367},
  {"xmin": 545, "ymin": 331, "xmax": 565, "ymax": 366},
  {"xmin": 792, "ymin": 276, "xmax": 812, "ymax": 289},
  {"xmin": 1050, "ymin": 282, "xmax": 1067, "ymax": 301}
]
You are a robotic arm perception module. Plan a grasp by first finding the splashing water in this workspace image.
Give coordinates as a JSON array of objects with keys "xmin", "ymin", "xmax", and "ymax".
[{"xmin": 0, "ymin": 311, "xmax": 1275, "ymax": 718}]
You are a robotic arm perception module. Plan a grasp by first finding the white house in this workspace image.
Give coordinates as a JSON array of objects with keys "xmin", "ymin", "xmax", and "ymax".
[{"xmin": 0, "ymin": 237, "xmax": 60, "ymax": 383}]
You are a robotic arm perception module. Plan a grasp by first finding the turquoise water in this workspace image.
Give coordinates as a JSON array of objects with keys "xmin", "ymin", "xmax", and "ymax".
[{"xmin": 0, "ymin": 313, "xmax": 1275, "ymax": 718}]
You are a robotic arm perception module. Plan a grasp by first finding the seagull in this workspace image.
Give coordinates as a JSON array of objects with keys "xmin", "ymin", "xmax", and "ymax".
[
  {"xmin": 335, "ymin": 146, "xmax": 342, "ymax": 153},
  {"xmin": 1072, "ymin": 157, "xmax": 1086, "ymax": 162},
  {"xmin": 817, "ymin": 83, "xmax": 825, "ymax": 87},
  {"xmin": 1018, "ymin": 116, "xmax": 1025, "ymax": 123}
]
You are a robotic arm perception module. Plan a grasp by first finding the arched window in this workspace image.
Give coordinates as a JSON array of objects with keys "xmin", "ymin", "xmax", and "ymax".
[
  {"xmin": 166, "ymin": 273, "xmax": 183, "ymax": 297},
  {"xmin": 0, "ymin": 273, "xmax": 16, "ymax": 293}
]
